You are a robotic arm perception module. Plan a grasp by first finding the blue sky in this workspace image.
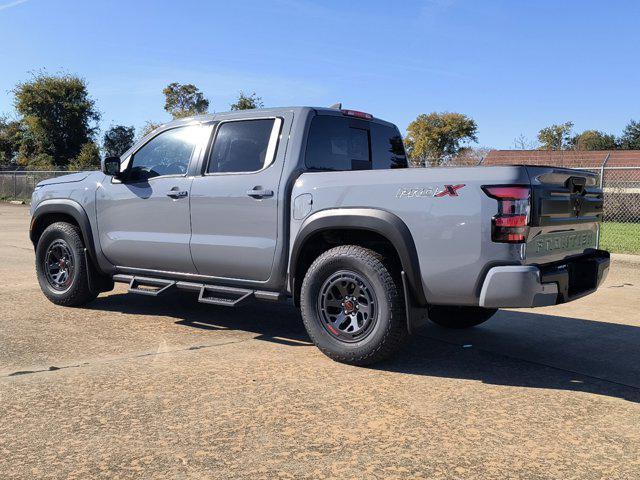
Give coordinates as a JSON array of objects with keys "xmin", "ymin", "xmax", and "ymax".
[{"xmin": 0, "ymin": 0, "xmax": 638, "ymax": 148}]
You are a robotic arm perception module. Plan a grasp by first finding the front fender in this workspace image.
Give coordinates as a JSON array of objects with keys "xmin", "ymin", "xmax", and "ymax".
[{"xmin": 29, "ymin": 199, "xmax": 111, "ymax": 275}]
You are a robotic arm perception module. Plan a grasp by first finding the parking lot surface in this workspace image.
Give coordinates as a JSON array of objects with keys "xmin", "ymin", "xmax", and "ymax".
[{"xmin": 1, "ymin": 203, "xmax": 639, "ymax": 479}]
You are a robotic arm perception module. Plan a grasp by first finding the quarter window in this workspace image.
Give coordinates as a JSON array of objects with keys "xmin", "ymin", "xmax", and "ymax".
[
  {"xmin": 207, "ymin": 119, "xmax": 281, "ymax": 174},
  {"xmin": 305, "ymin": 115, "xmax": 407, "ymax": 171},
  {"xmin": 305, "ymin": 116, "xmax": 371, "ymax": 171},
  {"xmin": 128, "ymin": 125, "xmax": 202, "ymax": 182}
]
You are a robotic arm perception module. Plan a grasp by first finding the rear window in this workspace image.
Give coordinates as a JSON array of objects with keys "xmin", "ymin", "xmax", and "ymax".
[{"xmin": 305, "ymin": 115, "xmax": 407, "ymax": 171}]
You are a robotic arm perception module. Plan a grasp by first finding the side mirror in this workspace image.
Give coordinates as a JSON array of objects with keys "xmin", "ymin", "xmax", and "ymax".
[{"xmin": 102, "ymin": 156, "xmax": 121, "ymax": 177}]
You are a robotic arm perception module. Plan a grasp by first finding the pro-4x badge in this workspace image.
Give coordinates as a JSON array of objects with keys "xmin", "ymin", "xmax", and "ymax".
[{"xmin": 396, "ymin": 184, "xmax": 466, "ymax": 198}]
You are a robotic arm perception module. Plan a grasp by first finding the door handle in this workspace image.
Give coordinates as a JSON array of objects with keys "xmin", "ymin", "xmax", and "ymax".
[
  {"xmin": 246, "ymin": 187, "xmax": 274, "ymax": 199},
  {"xmin": 166, "ymin": 189, "xmax": 188, "ymax": 199}
]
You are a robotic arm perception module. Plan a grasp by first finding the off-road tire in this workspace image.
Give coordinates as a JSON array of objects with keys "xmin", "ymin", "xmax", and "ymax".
[
  {"xmin": 300, "ymin": 245, "xmax": 408, "ymax": 366},
  {"xmin": 428, "ymin": 306, "xmax": 498, "ymax": 329},
  {"xmin": 35, "ymin": 222, "xmax": 98, "ymax": 306}
]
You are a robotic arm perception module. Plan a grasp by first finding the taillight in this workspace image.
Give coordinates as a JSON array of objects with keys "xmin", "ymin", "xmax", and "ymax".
[{"xmin": 482, "ymin": 185, "xmax": 530, "ymax": 243}]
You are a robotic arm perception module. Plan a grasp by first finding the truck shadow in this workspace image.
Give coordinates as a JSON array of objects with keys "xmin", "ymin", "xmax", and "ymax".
[{"xmin": 88, "ymin": 292, "xmax": 640, "ymax": 403}]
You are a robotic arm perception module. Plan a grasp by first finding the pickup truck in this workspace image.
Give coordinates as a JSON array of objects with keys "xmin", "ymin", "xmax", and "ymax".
[{"xmin": 30, "ymin": 106, "xmax": 610, "ymax": 365}]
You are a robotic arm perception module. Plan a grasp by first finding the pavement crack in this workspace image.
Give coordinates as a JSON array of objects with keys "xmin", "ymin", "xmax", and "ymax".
[
  {"xmin": 7, "ymin": 364, "xmax": 84, "ymax": 377},
  {"xmin": 3, "ymin": 338, "xmax": 251, "ymax": 379},
  {"xmin": 6, "ymin": 243, "xmax": 32, "ymax": 251}
]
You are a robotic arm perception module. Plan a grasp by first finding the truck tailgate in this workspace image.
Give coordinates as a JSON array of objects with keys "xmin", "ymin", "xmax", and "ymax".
[{"xmin": 525, "ymin": 166, "xmax": 604, "ymax": 264}]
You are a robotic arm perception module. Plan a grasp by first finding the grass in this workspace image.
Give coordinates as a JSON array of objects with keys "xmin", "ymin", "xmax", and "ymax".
[{"xmin": 600, "ymin": 222, "xmax": 640, "ymax": 255}]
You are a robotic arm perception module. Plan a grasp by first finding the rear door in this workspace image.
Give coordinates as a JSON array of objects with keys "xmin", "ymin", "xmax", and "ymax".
[
  {"xmin": 189, "ymin": 113, "xmax": 292, "ymax": 282},
  {"xmin": 525, "ymin": 167, "xmax": 604, "ymax": 264}
]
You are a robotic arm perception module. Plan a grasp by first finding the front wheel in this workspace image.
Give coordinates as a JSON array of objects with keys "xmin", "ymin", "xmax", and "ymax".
[
  {"xmin": 428, "ymin": 306, "xmax": 498, "ymax": 329},
  {"xmin": 300, "ymin": 245, "xmax": 407, "ymax": 366},
  {"xmin": 35, "ymin": 222, "xmax": 98, "ymax": 306}
]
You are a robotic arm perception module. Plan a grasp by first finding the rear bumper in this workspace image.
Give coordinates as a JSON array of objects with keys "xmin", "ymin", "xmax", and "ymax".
[{"xmin": 479, "ymin": 250, "xmax": 610, "ymax": 308}]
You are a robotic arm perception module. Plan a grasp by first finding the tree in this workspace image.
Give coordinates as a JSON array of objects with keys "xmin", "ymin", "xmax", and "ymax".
[
  {"xmin": 537, "ymin": 122, "xmax": 573, "ymax": 150},
  {"xmin": 26, "ymin": 152, "xmax": 55, "ymax": 171},
  {"xmin": 68, "ymin": 142, "xmax": 100, "ymax": 171},
  {"xmin": 0, "ymin": 116, "xmax": 24, "ymax": 165},
  {"xmin": 163, "ymin": 82, "xmax": 209, "ymax": 119},
  {"xmin": 620, "ymin": 120, "xmax": 640, "ymax": 150},
  {"xmin": 103, "ymin": 125, "xmax": 135, "ymax": 157},
  {"xmin": 13, "ymin": 72, "xmax": 100, "ymax": 168},
  {"xmin": 404, "ymin": 112, "xmax": 478, "ymax": 167},
  {"xmin": 140, "ymin": 121, "xmax": 162, "ymax": 138},
  {"xmin": 230, "ymin": 91, "xmax": 263, "ymax": 111},
  {"xmin": 513, "ymin": 133, "xmax": 537, "ymax": 150},
  {"xmin": 570, "ymin": 130, "xmax": 617, "ymax": 151}
]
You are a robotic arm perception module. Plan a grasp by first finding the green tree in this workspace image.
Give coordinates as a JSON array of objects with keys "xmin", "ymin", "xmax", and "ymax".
[
  {"xmin": 68, "ymin": 142, "xmax": 100, "ymax": 171},
  {"xmin": 537, "ymin": 122, "xmax": 574, "ymax": 150},
  {"xmin": 404, "ymin": 112, "xmax": 478, "ymax": 166},
  {"xmin": 13, "ymin": 72, "xmax": 100, "ymax": 168},
  {"xmin": 26, "ymin": 152, "xmax": 56, "ymax": 171},
  {"xmin": 103, "ymin": 125, "xmax": 135, "ymax": 157},
  {"xmin": 620, "ymin": 119, "xmax": 640, "ymax": 150},
  {"xmin": 230, "ymin": 91, "xmax": 263, "ymax": 111},
  {"xmin": 0, "ymin": 116, "xmax": 24, "ymax": 165},
  {"xmin": 570, "ymin": 130, "xmax": 617, "ymax": 151},
  {"xmin": 163, "ymin": 82, "xmax": 209, "ymax": 119}
]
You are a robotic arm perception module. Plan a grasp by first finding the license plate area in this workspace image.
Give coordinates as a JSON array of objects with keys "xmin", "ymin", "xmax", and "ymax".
[
  {"xmin": 567, "ymin": 260, "xmax": 598, "ymax": 298},
  {"xmin": 539, "ymin": 250, "xmax": 610, "ymax": 303}
]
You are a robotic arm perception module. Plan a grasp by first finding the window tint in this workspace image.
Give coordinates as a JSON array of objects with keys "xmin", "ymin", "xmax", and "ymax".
[
  {"xmin": 207, "ymin": 119, "xmax": 277, "ymax": 173},
  {"xmin": 370, "ymin": 123, "xmax": 408, "ymax": 169},
  {"xmin": 128, "ymin": 126, "xmax": 201, "ymax": 182},
  {"xmin": 305, "ymin": 116, "xmax": 371, "ymax": 171},
  {"xmin": 305, "ymin": 115, "xmax": 407, "ymax": 171}
]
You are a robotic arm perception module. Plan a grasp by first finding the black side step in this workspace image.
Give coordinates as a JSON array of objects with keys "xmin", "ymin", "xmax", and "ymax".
[
  {"xmin": 112, "ymin": 274, "xmax": 281, "ymax": 306},
  {"xmin": 127, "ymin": 276, "xmax": 176, "ymax": 296},
  {"xmin": 198, "ymin": 285, "xmax": 253, "ymax": 307}
]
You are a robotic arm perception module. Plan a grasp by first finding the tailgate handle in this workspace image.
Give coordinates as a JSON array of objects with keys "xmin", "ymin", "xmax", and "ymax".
[{"xmin": 565, "ymin": 176, "xmax": 586, "ymax": 194}]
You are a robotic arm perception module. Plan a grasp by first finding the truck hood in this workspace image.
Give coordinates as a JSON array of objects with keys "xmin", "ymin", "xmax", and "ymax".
[{"xmin": 37, "ymin": 172, "xmax": 92, "ymax": 186}]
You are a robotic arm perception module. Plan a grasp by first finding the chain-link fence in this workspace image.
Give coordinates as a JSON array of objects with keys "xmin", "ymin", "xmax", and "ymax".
[
  {"xmin": 579, "ymin": 166, "xmax": 640, "ymax": 255},
  {"xmin": 0, "ymin": 171, "xmax": 81, "ymax": 201}
]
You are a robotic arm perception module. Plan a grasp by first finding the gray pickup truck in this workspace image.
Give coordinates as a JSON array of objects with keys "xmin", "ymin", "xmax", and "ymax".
[{"xmin": 30, "ymin": 106, "xmax": 610, "ymax": 365}]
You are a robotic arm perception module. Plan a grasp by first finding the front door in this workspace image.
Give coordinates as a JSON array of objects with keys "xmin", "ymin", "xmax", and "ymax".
[
  {"xmin": 189, "ymin": 115, "xmax": 290, "ymax": 282},
  {"xmin": 96, "ymin": 124, "xmax": 206, "ymax": 272}
]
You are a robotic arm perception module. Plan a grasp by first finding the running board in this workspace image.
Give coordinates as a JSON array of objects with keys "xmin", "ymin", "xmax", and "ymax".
[
  {"xmin": 127, "ymin": 276, "xmax": 176, "ymax": 296},
  {"xmin": 112, "ymin": 274, "xmax": 282, "ymax": 306},
  {"xmin": 197, "ymin": 285, "xmax": 253, "ymax": 307}
]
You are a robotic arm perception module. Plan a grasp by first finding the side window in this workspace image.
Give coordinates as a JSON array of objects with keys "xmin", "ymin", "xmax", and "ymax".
[
  {"xmin": 128, "ymin": 125, "xmax": 202, "ymax": 182},
  {"xmin": 370, "ymin": 123, "xmax": 408, "ymax": 169},
  {"xmin": 305, "ymin": 116, "xmax": 371, "ymax": 171},
  {"xmin": 207, "ymin": 119, "xmax": 281, "ymax": 174}
]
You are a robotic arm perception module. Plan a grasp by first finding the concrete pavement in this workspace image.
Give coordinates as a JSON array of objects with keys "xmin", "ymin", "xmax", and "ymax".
[{"xmin": 1, "ymin": 203, "xmax": 639, "ymax": 479}]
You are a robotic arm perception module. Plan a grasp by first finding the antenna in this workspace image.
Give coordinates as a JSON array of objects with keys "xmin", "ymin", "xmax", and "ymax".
[{"xmin": 329, "ymin": 102, "xmax": 342, "ymax": 109}]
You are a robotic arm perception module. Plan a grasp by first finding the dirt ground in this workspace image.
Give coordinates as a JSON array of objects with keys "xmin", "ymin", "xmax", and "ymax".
[{"xmin": 1, "ymin": 203, "xmax": 639, "ymax": 479}]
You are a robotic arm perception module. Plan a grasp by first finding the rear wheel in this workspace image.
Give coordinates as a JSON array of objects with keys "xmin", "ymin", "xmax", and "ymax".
[
  {"xmin": 35, "ymin": 222, "xmax": 98, "ymax": 306},
  {"xmin": 428, "ymin": 306, "xmax": 498, "ymax": 329},
  {"xmin": 300, "ymin": 245, "xmax": 407, "ymax": 366}
]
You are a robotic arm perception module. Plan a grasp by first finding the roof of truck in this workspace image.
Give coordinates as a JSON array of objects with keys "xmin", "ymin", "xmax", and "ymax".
[{"xmin": 161, "ymin": 106, "xmax": 395, "ymax": 128}]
